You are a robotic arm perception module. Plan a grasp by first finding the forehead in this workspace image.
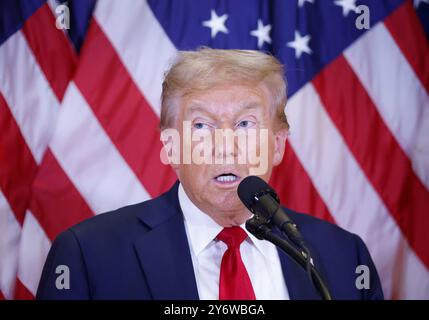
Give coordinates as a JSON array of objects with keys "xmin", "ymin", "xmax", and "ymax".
[{"xmin": 182, "ymin": 85, "xmax": 269, "ymax": 118}]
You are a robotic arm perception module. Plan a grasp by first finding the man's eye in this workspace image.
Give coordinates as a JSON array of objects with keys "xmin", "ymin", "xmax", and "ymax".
[
  {"xmin": 237, "ymin": 120, "xmax": 254, "ymax": 128},
  {"xmin": 193, "ymin": 122, "xmax": 210, "ymax": 130}
]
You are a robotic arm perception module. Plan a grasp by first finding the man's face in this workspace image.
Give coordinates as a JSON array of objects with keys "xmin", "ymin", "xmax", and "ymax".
[{"xmin": 170, "ymin": 84, "xmax": 288, "ymax": 226}]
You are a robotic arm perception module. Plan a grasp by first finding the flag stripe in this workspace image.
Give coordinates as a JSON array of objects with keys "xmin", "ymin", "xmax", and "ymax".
[
  {"xmin": 21, "ymin": 3, "xmax": 77, "ymax": 101},
  {"xmin": 286, "ymin": 83, "xmax": 429, "ymax": 298},
  {"xmin": 94, "ymin": 0, "xmax": 178, "ymax": 115},
  {"xmin": 50, "ymin": 82, "xmax": 152, "ymax": 214},
  {"xmin": 384, "ymin": 1, "xmax": 429, "ymax": 95},
  {"xmin": 0, "ymin": 189, "xmax": 21, "ymax": 300},
  {"xmin": 389, "ymin": 239, "xmax": 429, "ymax": 299},
  {"xmin": 313, "ymin": 55, "xmax": 429, "ymax": 269},
  {"xmin": 0, "ymin": 93, "xmax": 38, "ymax": 224},
  {"xmin": 0, "ymin": 31, "xmax": 58, "ymax": 164},
  {"xmin": 270, "ymin": 142, "xmax": 336, "ymax": 224},
  {"xmin": 14, "ymin": 152, "xmax": 94, "ymax": 298},
  {"xmin": 74, "ymin": 21, "xmax": 176, "ymax": 197},
  {"xmin": 344, "ymin": 22, "xmax": 429, "ymax": 192},
  {"xmin": 29, "ymin": 150, "xmax": 94, "ymax": 241},
  {"xmin": 14, "ymin": 278, "xmax": 35, "ymax": 300},
  {"xmin": 15, "ymin": 211, "xmax": 51, "ymax": 297}
]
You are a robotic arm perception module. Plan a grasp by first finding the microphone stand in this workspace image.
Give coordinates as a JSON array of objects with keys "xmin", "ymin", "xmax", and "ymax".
[{"xmin": 246, "ymin": 215, "xmax": 333, "ymax": 300}]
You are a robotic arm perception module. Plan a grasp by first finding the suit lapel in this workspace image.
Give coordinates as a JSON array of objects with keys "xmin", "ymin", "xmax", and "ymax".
[{"xmin": 133, "ymin": 182, "xmax": 199, "ymax": 300}]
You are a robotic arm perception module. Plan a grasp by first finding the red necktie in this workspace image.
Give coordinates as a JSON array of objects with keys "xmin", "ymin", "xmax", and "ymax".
[{"xmin": 217, "ymin": 226, "xmax": 256, "ymax": 300}]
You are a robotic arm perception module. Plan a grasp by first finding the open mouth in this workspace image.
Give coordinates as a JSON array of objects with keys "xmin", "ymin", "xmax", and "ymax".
[{"xmin": 214, "ymin": 173, "xmax": 240, "ymax": 183}]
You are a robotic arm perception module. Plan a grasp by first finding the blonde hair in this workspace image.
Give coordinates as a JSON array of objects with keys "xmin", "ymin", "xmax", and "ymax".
[{"xmin": 160, "ymin": 48, "xmax": 289, "ymax": 131}]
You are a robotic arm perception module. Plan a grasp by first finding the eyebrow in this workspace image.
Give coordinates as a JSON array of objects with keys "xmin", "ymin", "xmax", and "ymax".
[
  {"xmin": 187, "ymin": 104, "xmax": 211, "ymax": 115},
  {"xmin": 237, "ymin": 102, "xmax": 261, "ymax": 113},
  {"xmin": 187, "ymin": 101, "xmax": 261, "ymax": 117}
]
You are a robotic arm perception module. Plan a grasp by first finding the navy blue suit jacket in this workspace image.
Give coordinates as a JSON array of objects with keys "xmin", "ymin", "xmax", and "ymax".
[{"xmin": 36, "ymin": 181, "xmax": 384, "ymax": 300}]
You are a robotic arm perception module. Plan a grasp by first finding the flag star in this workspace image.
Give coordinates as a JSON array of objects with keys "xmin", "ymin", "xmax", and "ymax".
[
  {"xmin": 287, "ymin": 31, "xmax": 312, "ymax": 59},
  {"xmin": 298, "ymin": 0, "xmax": 315, "ymax": 8},
  {"xmin": 414, "ymin": 0, "xmax": 429, "ymax": 8},
  {"xmin": 334, "ymin": 0, "xmax": 358, "ymax": 17},
  {"xmin": 250, "ymin": 19, "xmax": 272, "ymax": 49},
  {"xmin": 202, "ymin": 10, "xmax": 229, "ymax": 38}
]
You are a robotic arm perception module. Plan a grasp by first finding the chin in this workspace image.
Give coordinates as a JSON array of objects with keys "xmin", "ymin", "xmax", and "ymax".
[
  {"xmin": 210, "ymin": 194, "xmax": 246, "ymax": 214},
  {"xmin": 206, "ymin": 194, "xmax": 251, "ymax": 227}
]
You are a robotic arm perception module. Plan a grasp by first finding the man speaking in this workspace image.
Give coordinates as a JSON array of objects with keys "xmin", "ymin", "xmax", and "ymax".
[{"xmin": 36, "ymin": 48, "xmax": 383, "ymax": 300}]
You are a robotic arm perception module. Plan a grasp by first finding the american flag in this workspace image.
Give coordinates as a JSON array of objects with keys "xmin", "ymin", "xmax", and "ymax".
[{"xmin": 0, "ymin": 0, "xmax": 428, "ymax": 300}]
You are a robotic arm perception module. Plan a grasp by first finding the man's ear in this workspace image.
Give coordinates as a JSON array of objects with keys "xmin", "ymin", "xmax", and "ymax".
[{"xmin": 272, "ymin": 128, "xmax": 289, "ymax": 166}]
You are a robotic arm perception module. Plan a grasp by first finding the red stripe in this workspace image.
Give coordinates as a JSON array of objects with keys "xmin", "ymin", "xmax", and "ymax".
[
  {"xmin": 13, "ymin": 279, "xmax": 34, "ymax": 300},
  {"xmin": 0, "ymin": 290, "xmax": 5, "ymax": 300},
  {"xmin": 270, "ymin": 142, "xmax": 336, "ymax": 224},
  {"xmin": 22, "ymin": 3, "xmax": 77, "ymax": 101},
  {"xmin": 312, "ymin": 55, "xmax": 429, "ymax": 269},
  {"xmin": 384, "ymin": 0, "xmax": 429, "ymax": 94},
  {"xmin": 74, "ymin": 21, "xmax": 177, "ymax": 197},
  {"xmin": 0, "ymin": 93, "xmax": 38, "ymax": 225},
  {"xmin": 29, "ymin": 150, "xmax": 94, "ymax": 241}
]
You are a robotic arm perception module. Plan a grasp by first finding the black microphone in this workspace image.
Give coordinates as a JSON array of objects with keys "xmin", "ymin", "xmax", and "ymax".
[
  {"xmin": 238, "ymin": 176, "xmax": 333, "ymax": 300},
  {"xmin": 245, "ymin": 216, "xmax": 332, "ymax": 300},
  {"xmin": 237, "ymin": 175, "xmax": 306, "ymax": 249}
]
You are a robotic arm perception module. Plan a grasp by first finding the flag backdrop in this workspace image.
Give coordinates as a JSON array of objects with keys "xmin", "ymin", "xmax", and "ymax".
[{"xmin": 0, "ymin": 0, "xmax": 428, "ymax": 300}]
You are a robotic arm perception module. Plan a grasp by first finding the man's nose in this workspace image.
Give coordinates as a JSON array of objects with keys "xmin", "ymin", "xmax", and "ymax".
[{"xmin": 213, "ymin": 124, "xmax": 239, "ymax": 160}]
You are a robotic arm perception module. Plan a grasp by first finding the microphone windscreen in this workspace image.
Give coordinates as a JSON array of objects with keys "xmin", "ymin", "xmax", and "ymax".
[{"xmin": 237, "ymin": 176, "xmax": 274, "ymax": 211}]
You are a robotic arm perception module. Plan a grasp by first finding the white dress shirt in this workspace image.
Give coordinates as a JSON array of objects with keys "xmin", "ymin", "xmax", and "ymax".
[{"xmin": 178, "ymin": 183, "xmax": 289, "ymax": 300}]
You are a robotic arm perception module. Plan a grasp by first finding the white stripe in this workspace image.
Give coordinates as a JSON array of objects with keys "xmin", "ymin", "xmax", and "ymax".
[
  {"xmin": 0, "ymin": 190, "xmax": 21, "ymax": 299},
  {"xmin": 0, "ymin": 31, "xmax": 59, "ymax": 164},
  {"xmin": 47, "ymin": 0, "xmax": 57, "ymax": 10},
  {"xmin": 94, "ymin": 0, "xmax": 178, "ymax": 115},
  {"xmin": 50, "ymin": 82, "xmax": 150, "ymax": 214},
  {"xmin": 344, "ymin": 22, "xmax": 429, "ymax": 191},
  {"xmin": 286, "ymin": 83, "xmax": 429, "ymax": 299},
  {"xmin": 47, "ymin": 0, "xmax": 59, "ymax": 14},
  {"xmin": 47, "ymin": 0, "xmax": 62, "ymax": 14},
  {"xmin": 16, "ymin": 211, "xmax": 51, "ymax": 296}
]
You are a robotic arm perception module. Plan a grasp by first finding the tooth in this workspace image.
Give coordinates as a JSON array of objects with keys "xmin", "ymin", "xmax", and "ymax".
[{"xmin": 216, "ymin": 175, "xmax": 237, "ymax": 182}]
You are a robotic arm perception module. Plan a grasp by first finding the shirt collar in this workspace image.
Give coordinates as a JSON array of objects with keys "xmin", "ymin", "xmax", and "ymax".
[{"xmin": 178, "ymin": 183, "xmax": 274, "ymax": 259}]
